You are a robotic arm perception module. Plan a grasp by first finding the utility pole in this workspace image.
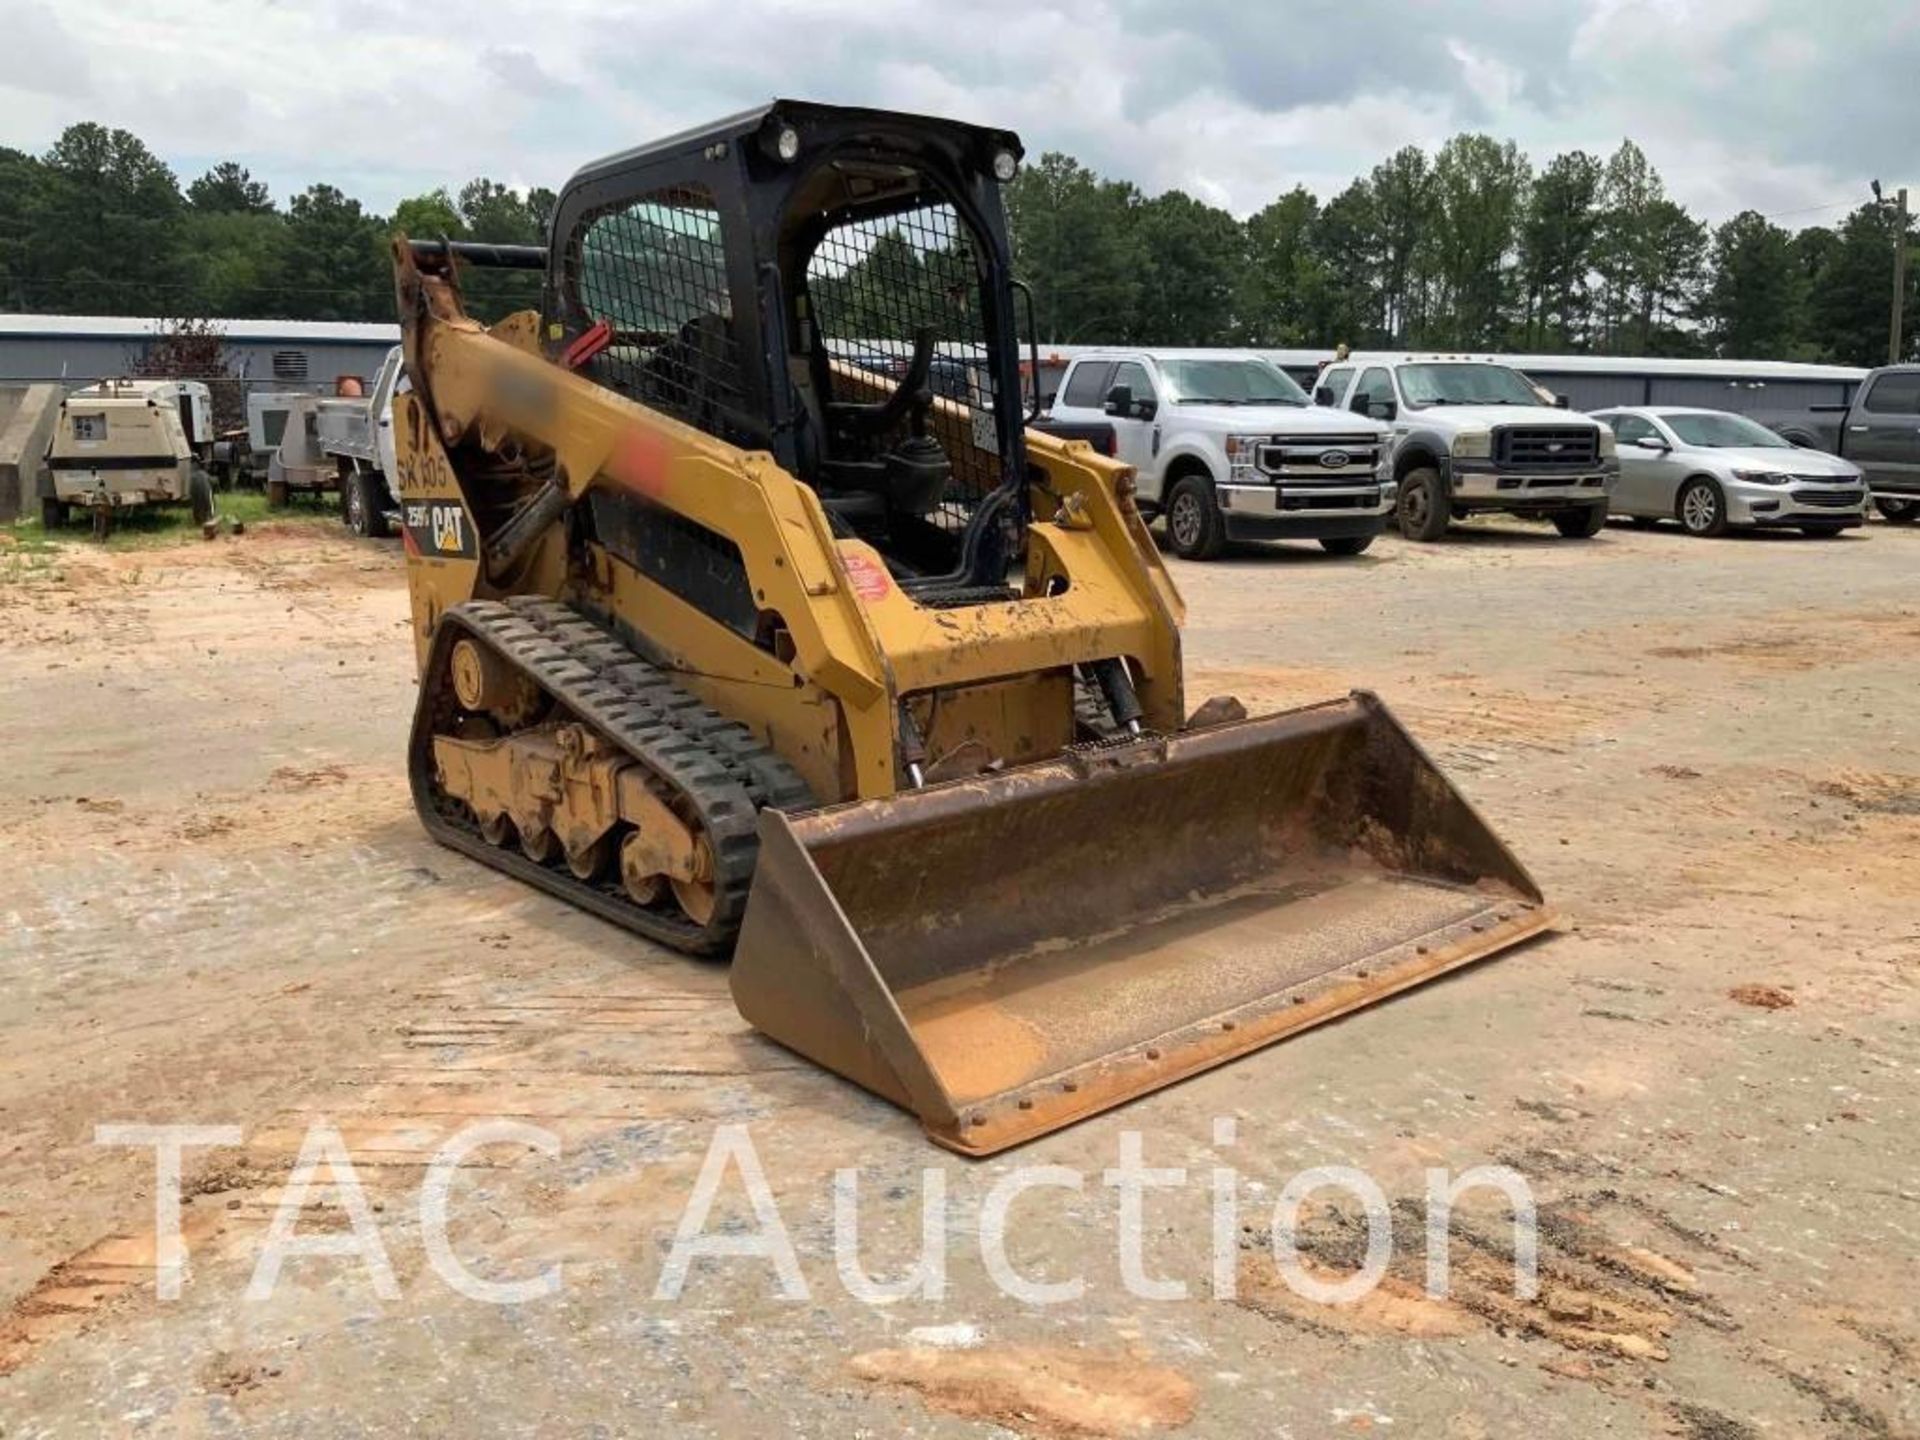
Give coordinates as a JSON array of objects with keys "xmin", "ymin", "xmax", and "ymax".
[{"xmin": 1892, "ymin": 187, "xmax": 1909, "ymax": 365}]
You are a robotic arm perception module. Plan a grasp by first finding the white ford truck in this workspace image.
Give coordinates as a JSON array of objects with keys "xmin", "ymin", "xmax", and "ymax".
[
  {"xmin": 1045, "ymin": 349, "xmax": 1395, "ymax": 559},
  {"xmin": 1311, "ymin": 355, "xmax": 1617, "ymax": 541}
]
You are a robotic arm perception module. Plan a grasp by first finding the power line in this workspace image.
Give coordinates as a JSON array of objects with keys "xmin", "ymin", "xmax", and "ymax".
[{"xmin": 1757, "ymin": 198, "xmax": 1858, "ymax": 222}]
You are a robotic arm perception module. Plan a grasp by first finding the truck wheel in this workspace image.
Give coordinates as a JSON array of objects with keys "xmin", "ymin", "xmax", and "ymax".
[
  {"xmin": 40, "ymin": 497, "xmax": 66, "ymax": 530},
  {"xmin": 1874, "ymin": 496, "xmax": 1917, "ymax": 525},
  {"xmin": 1677, "ymin": 477, "xmax": 1728, "ymax": 537},
  {"xmin": 189, "ymin": 469, "xmax": 215, "ymax": 526},
  {"xmin": 266, "ymin": 479, "xmax": 291, "ymax": 509},
  {"xmin": 1551, "ymin": 503, "xmax": 1607, "ymax": 538},
  {"xmin": 1318, "ymin": 534, "xmax": 1374, "ymax": 557},
  {"xmin": 344, "ymin": 472, "xmax": 370, "ymax": 536},
  {"xmin": 345, "ymin": 471, "xmax": 392, "ymax": 538},
  {"xmin": 1396, "ymin": 466, "xmax": 1450, "ymax": 542},
  {"xmin": 1164, "ymin": 475, "xmax": 1226, "ymax": 560}
]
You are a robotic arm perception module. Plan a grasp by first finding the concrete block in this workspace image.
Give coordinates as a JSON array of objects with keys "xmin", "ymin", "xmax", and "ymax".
[{"xmin": 0, "ymin": 384, "xmax": 63, "ymax": 522}]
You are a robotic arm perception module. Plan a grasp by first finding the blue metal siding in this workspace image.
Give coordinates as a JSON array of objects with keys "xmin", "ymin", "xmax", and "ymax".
[{"xmin": 0, "ymin": 333, "xmax": 393, "ymax": 389}]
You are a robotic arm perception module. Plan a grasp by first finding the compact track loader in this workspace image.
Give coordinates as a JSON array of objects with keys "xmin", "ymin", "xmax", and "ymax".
[{"xmin": 391, "ymin": 101, "xmax": 1551, "ymax": 1154}]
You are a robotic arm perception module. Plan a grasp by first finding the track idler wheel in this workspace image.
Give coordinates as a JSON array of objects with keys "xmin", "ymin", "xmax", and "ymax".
[
  {"xmin": 449, "ymin": 637, "xmax": 543, "ymax": 726},
  {"xmin": 478, "ymin": 812, "xmax": 514, "ymax": 847},
  {"xmin": 519, "ymin": 825, "xmax": 559, "ymax": 864}
]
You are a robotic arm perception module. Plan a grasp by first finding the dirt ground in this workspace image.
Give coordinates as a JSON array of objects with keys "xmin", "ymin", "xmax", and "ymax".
[{"xmin": 1, "ymin": 514, "xmax": 1915, "ymax": 1438}]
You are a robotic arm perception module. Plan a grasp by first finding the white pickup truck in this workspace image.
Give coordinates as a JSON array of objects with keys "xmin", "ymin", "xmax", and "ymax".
[
  {"xmin": 1045, "ymin": 349, "xmax": 1395, "ymax": 559},
  {"xmin": 258, "ymin": 346, "xmax": 407, "ymax": 537},
  {"xmin": 1310, "ymin": 355, "xmax": 1618, "ymax": 541}
]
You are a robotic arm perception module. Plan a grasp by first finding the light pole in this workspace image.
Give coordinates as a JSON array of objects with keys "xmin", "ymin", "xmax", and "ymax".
[{"xmin": 1872, "ymin": 179, "xmax": 1909, "ymax": 364}]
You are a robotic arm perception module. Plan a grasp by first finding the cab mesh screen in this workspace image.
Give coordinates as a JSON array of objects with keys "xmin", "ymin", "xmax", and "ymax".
[
  {"xmin": 804, "ymin": 201, "xmax": 1001, "ymax": 529},
  {"xmin": 568, "ymin": 184, "xmax": 752, "ymax": 446}
]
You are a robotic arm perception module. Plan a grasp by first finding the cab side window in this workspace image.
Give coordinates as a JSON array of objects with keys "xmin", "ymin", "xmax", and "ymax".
[
  {"xmin": 1060, "ymin": 360, "xmax": 1115, "ymax": 410},
  {"xmin": 1352, "ymin": 367, "xmax": 1394, "ymax": 416},
  {"xmin": 1862, "ymin": 372, "xmax": 1920, "ymax": 414},
  {"xmin": 1317, "ymin": 365, "xmax": 1353, "ymax": 405},
  {"xmin": 1112, "ymin": 361, "xmax": 1156, "ymax": 405}
]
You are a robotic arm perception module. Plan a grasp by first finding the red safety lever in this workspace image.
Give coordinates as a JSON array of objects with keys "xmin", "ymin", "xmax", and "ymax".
[{"xmin": 561, "ymin": 319, "xmax": 613, "ymax": 370}]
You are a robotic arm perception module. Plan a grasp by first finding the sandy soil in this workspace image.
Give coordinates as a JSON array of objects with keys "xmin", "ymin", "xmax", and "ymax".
[{"xmin": 0, "ymin": 515, "xmax": 1915, "ymax": 1438}]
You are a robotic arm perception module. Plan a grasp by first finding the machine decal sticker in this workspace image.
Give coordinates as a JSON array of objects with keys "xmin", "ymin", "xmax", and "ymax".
[
  {"xmin": 838, "ymin": 548, "xmax": 891, "ymax": 601},
  {"xmin": 404, "ymin": 501, "xmax": 477, "ymax": 560}
]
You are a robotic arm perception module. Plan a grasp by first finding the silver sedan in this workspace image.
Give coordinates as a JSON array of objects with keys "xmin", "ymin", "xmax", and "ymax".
[{"xmin": 1590, "ymin": 406, "xmax": 1867, "ymax": 538}]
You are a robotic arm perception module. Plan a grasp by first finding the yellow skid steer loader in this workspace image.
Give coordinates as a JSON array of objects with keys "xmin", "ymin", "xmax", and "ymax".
[{"xmin": 390, "ymin": 101, "xmax": 1551, "ymax": 1154}]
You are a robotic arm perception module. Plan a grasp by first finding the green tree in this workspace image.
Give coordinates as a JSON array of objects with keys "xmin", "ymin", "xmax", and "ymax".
[
  {"xmin": 187, "ymin": 162, "xmax": 273, "ymax": 214},
  {"xmin": 1701, "ymin": 211, "xmax": 1803, "ymax": 358},
  {"xmin": 1592, "ymin": 141, "xmax": 1661, "ymax": 350},
  {"xmin": 810, "ymin": 228, "xmax": 925, "ymax": 340},
  {"xmin": 280, "ymin": 183, "xmax": 389, "ymax": 321},
  {"xmin": 1639, "ymin": 200, "xmax": 1708, "ymax": 355},
  {"xmin": 1805, "ymin": 203, "xmax": 1919, "ymax": 365},
  {"xmin": 391, "ymin": 187, "xmax": 465, "ymax": 242},
  {"xmin": 456, "ymin": 178, "xmax": 544, "ymax": 321},
  {"xmin": 1589, "ymin": 142, "xmax": 1705, "ymax": 353},
  {"xmin": 1003, "ymin": 153, "xmax": 1144, "ymax": 341},
  {"xmin": 1134, "ymin": 191, "xmax": 1244, "ymax": 345},
  {"xmin": 1421, "ymin": 135, "xmax": 1530, "ymax": 348},
  {"xmin": 182, "ymin": 209, "xmax": 288, "ymax": 315},
  {"xmin": 528, "ymin": 187, "xmax": 559, "ymax": 237},
  {"xmin": 1368, "ymin": 147, "xmax": 1433, "ymax": 342},
  {"xmin": 1517, "ymin": 151, "xmax": 1602, "ymax": 348},
  {"xmin": 1239, "ymin": 186, "xmax": 1327, "ymax": 345},
  {"xmin": 28, "ymin": 122, "xmax": 185, "ymax": 313},
  {"xmin": 1312, "ymin": 180, "xmax": 1386, "ymax": 346},
  {"xmin": 0, "ymin": 145, "xmax": 45, "ymax": 309}
]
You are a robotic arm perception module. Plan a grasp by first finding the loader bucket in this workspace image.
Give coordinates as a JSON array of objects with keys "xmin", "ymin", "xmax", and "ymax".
[{"xmin": 731, "ymin": 692, "xmax": 1552, "ymax": 1155}]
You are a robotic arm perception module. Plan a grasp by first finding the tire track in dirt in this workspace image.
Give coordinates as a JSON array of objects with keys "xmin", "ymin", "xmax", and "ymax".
[{"xmin": 0, "ymin": 961, "xmax": 813, "ymax": 1378}]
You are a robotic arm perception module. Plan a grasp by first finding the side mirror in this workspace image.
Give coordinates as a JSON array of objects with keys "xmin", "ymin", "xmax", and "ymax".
[
  {"xmin": 1552, "ymin": 393, "xmax": 1570, "ymax": 410},
  {"xmin": 1369, "ymin": 399, "xmax": 1397, "ymax": 422},
  {"xmin": 1103, "ymin": 384, "xmax": 1133, "ymax": 417},
  {"xmin": 1313, "ymin": 384, "xmax": 1335, "ymax": 407},
  {"xmin": 1643, "ymin": 436, "xmax": 1671, "ymax": 452},
  {"xmin": 1134, "ymin": 397, "xmax": 1158, "ymax": 422}
]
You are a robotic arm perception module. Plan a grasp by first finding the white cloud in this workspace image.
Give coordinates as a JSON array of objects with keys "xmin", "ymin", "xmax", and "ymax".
[{"xmin": 0, "ymin": 0, "xmax": 1908, "ymax": 226}]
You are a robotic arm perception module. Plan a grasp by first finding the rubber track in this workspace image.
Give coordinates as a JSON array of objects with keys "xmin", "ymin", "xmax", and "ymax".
[{"xmin": 409, "ymin": 597, "xmax": 814, "ymax": 956}]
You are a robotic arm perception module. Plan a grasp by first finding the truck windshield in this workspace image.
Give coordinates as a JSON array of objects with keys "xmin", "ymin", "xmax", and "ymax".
[
  {"xmin": 1663, "ymin": 413, "xmax": 1790, "ymax": 448},
  {"xmin": 1398, "ymin": 363, "xmax": 1542, "ymax": 408},
  {"xmin": 1159, "ymin": 359, "xmax": 1306, "ymax": 406}
]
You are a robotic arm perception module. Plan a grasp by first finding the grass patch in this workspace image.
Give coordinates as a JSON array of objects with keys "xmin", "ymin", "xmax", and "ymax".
[
  {"xmin": 34, "ymin": 488, "xmax": 341, "ymax": 551},
  {"xmin": 0, "ymin": 517, "xmax": 65, "ymax": 586}
]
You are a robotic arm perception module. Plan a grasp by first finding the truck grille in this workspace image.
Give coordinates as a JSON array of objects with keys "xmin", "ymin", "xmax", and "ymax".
[
  {"xmin": 1493, "ymin": 426, "xmax": 1599, "ymax": 470},
  {"xmin": 1257, "ymin": 435, "xmax": 1382, "ymax": 482},
  {"xmin": 1278, "ymin": 489, "xmax": 1382, "ymax": 511}
]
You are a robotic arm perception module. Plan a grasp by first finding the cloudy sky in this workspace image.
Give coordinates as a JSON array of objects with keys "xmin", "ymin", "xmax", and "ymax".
[{"xmin": 2, "ymin": 0, "xmax": 1912, "ymax": 226}]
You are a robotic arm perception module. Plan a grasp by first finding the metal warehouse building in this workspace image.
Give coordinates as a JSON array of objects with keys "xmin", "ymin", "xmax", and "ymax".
[{"xmin": 0, "ymin": 315, "xmax": 400, "ymax": 390}]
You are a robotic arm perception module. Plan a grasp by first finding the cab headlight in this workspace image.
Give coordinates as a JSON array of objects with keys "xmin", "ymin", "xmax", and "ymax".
[
  {"xmin": 1731, "ymin": 468, "xmax": 1788, "ymax": 485},
  {"xmin": 1596, "ymin": 427, "xmax": 1616, "ymax": 460},
  {"xmin": 1450, "ymin": 427, "xmax": 1491, "ymax": 460},
  {"xmin": 1225, "ymin": 434, "xmax": 1265, "ymax": 483}
]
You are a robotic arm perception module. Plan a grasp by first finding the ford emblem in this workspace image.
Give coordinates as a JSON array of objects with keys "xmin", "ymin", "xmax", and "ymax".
[{"xmin": 1319, "ymin": 450, "xmax": 1350, "ymax": 469}]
